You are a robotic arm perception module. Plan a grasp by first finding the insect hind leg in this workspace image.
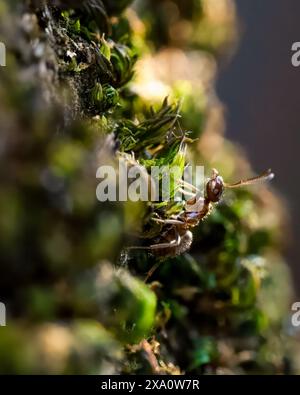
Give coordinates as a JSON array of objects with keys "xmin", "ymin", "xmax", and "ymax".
[{"xmin": 144, "ymin": 233, "xmax": 181, "ymax": 283}]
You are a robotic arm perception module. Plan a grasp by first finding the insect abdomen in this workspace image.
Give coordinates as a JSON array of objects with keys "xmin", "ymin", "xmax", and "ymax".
[{"xmin": 152, "ymin": 230, "xmax": 193, "ymax": 257}]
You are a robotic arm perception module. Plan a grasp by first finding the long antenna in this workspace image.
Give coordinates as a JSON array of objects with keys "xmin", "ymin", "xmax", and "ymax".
[{"xmin": 225, "ymin": 169, "xmax": 274, "ymax": 189}]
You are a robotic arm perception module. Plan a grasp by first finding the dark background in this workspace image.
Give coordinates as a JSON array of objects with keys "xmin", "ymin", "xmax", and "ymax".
[{"xmin": 217, "ymin": 0, "xmax": 300, "ymax": 295}]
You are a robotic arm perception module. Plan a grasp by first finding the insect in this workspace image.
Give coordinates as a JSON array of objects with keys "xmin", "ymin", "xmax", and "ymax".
[{"xmin": 130, "ymin": 168, "xmax": 274, "ymax": 281}]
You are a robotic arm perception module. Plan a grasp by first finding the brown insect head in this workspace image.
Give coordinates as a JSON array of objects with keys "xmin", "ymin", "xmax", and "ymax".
[{"xmin": 206, "ymin": 168, "xmax": 224, "ymax": 203}]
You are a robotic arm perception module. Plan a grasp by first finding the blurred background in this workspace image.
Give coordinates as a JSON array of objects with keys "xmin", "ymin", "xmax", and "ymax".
[{"xmin": 217, "ymin": 0, "xmax": 300, "ymax": 295}]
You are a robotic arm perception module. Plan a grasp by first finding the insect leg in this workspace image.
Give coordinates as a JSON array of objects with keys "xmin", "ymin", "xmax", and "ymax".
[
  {"xmin": 178, "ymin": 187, "xmax": 196, "ymax": 197},
  {"xmin": 126, "ymin": 231, "xmax": 182, "ymax": 253},
  {"xmin": 149, "ymin": 234, "xmax": 181, "ymax": 250},
  {"xmin": 178, "ymin": 179, "xmax": 200, "ymax": 193},
  {"xmin": 151, "ymin": 218, "xmax": 185, "ymax": 226},
  {"xmin": 144, "ymin": 262, "xmax": 162, "ymax": 284},
  {"xmin": 144, "ymin": 232, "xmax": 181, "ymax": 283}
]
